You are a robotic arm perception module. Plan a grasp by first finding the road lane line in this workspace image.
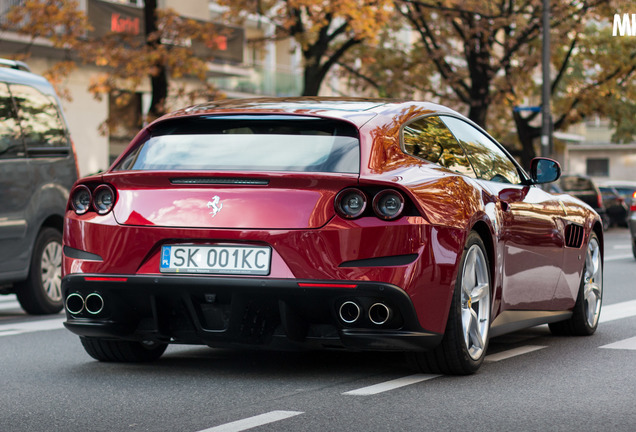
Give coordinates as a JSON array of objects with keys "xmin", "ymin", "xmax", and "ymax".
[
  {"xmin": 0, "ymin": 302, "xmax": 21, "ymax": 311},
  {"xmin": 198, "ymin": 411, "xmax": 303, "ymax": 432},
  {"xmin": 484, "ymin": 345, "xmax": 547, "ymax": 363},
  {"xmin": 605, "ymin": 254, "xmax": 633, "ymax": 262},
  {"xmin": 600, "ymin": 336, "xmax": 636, "ymax": 350},
  {"xmin": 600, "ymin": 300, "xmax": 636, "ymax": 323},
  {"xmin": 343, "ymin": 374, "xmax": 440, "ymax": 396},
  {"xmin": 0, "ymin": 317, "xmax": 65, "ymax": 337}
]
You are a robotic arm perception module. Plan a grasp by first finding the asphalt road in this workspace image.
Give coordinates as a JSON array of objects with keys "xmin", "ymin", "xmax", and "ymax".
[{"xmin": 1, "ymin": 228, "xmax": 635, "ymax": 432}]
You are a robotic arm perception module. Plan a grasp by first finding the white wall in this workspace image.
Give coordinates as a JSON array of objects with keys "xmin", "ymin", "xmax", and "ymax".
[
  {"xmin": 566, "ymin": 144, "xmax": 636, "ymax": 182},
  {"xmin": 60, "ymin": 67, "xmax": 110, "ymax": 177}
]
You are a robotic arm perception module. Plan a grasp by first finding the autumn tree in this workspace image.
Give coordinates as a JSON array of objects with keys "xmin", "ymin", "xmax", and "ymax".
[
  {"xmin": 1, "ymin": 0, "xmax": 224, "ymax": 128},
  {"xmin": 0, "ymin": 0, "xmax": 89, "ymax": 100},
  {"xmin": 506, "ymin": 1, "xmax": 636, "ymax": 163},
  {"xmin": 217, "ymin": 0, "xmax": 394, "ymax": 96},
  {"xmin": 336, "ymin": 15, "xmax": 430, "ymax": 98},
  {"xmin": 344, "ymin": 0, "xmax": 635, "ymax": 167}
]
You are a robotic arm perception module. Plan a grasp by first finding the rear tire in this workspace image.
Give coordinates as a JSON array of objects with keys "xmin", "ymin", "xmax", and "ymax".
[
  {"xmin": 80, "ymin": 337, "xmax": 167, "ymax": 362},
  {"xmin": 16, "ymin": 227, "xmax": 64, "ymax": 315},
  {"xmin": 549, "ymin": 232, "xmax": 602, "ymax": 336},
  {"xmin": 410, "ymin": 232, "xmax": 491, "ymax": 375}
]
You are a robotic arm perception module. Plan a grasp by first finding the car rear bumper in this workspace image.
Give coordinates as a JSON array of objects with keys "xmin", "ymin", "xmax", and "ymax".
[{"xmin": 62, "ymin": 274, "xmax": 442, "ymax": 352}]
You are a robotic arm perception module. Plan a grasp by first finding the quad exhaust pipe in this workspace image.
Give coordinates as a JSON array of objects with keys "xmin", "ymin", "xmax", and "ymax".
[
  {"xmin": 85, "ymin": 293, "xmax": 104, "ymax": 315},
  {"xmin": 338, "ymin": 300, "xmax": 392, "ymax": 326},
  {"xmin": 368, "ymin": 302, "xmax": 392, "ymax": 325},
  {"xmin": 65, "ymin": 292, "xmax": 104, "ymax": 315},
  {"xmin": 65, "ymin": 293, "xmax": 84, "ymax": 315},
  {"xmin": 338, "ymin": 301, "xmax": 361, "ymax": 324}
]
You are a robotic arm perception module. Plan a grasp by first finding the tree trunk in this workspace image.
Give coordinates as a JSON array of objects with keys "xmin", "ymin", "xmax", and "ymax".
[
  {"xmin": 302, "ymin": 65, "xmax": 323, "ymax": 96},
  {"xmin": 468, "ymin": 103, "xmax": 488, "ymax": 129},
  {"xmin": 513, "ymin": 111, "xmax": 540, "ymax": 169},
  {"xmin": 144, "ymin": 0, "xmax": 168, "ymax": 121}
]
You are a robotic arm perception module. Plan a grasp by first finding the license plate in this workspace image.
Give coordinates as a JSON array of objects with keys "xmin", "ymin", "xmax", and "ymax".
[{"xmin": 160, "ymin": 245, "xmax": 271, "ymax": 275}]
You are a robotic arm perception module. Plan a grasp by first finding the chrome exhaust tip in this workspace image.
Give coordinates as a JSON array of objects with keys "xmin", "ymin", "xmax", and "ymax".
[
  {"xmin": 65, "ymin": 293, "xmax": 84, "ymax": 315},
  {"xmin": 338, "ymin": 301, "xmax": 361, "ymax": 324},
  {"xmin": 84, "ymin": 293, "xmax": 104, "ymax": 315},
  {"xmin": 369, "ymin": 303, "xmax": 391, "ymax": 325}
]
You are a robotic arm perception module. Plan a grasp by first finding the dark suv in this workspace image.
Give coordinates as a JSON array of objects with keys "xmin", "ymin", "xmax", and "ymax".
[
  {"xmin": 559, "ymin": 174, "xmax": 608, "ymax": 230},
  {"xmin": 0, "ymin": 59, "xmax": 78, "ymax": 314}
]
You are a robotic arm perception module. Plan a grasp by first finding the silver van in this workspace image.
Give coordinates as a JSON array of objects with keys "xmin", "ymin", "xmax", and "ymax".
[{"xmin": 0, "ymin": 59, "xmax": 78, "ymax": 314}]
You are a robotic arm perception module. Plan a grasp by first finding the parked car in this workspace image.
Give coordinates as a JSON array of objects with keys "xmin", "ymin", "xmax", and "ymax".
[
  {"xmin": 598, "ymin": 185, "xmax": 628, "ymax": 227},
  {"xmin": 559, "ymin": 174, "xmax": 609, "ymax": 229},
  {"xmin": 0, "ymin": 60, "xmax": 78, "ymax": 314},
  {"xmin": 61, "ymin": 98, "xmax": 603, "ymax": 375},
  {"xmin": 600, "ymin": 180, "xmax": 636, "ymax": 208},
  {"xmin": 629, "ymin": 192, "xmax": 636, "ymax": 259}
]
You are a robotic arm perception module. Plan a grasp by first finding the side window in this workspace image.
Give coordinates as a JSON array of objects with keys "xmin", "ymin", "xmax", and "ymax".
[
  {"xmin": 0, "ymin": 83, "xmax": 24, "ymax": 159},
  {"xmin": 10, "ymin": 84, "xmax": 69, "ymax": 156},
  {"xmin": 441, "ymin": 116, "xmax": 521, "ymax": 184},
  {"xmin": 401, "ymin": 115, "xmax": 476, "ymax": 177}
]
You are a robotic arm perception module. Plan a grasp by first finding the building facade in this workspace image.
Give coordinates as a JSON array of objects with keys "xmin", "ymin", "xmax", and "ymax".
[{"xmin": 0, "ymin": 0, "xmax": 303, "ymax": 176}]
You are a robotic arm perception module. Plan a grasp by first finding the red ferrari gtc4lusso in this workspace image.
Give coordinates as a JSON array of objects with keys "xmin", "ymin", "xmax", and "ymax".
[{"xmin": 62, "ymin": 98, "xmax": 603, "ymax": 374}]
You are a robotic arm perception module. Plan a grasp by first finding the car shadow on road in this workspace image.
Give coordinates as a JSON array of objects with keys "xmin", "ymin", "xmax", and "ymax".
[{"xmin": 66, "ymin": 346, "xmax": 416, "ymax": 383}]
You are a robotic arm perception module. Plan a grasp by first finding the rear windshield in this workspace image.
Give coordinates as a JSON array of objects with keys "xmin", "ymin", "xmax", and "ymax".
[
  {"xmin": 114, "ymin": 115, "xmax": 360, "ymax": 174},
  {"xmin": 560, "ymin": 176, "xmax": 595, "ymax": 192}
]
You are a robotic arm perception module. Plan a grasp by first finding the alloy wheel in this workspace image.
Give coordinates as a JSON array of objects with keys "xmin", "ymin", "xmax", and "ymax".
[
  {"xmin": 40, "ymin": 240, "xmax": 63, "ymax": 302},
  {"xmin": 584, "ymin": 236, "xmax": 602, "ymax": 328},
  {"xmin": 461, "ymin": 244, "xmax": 491, "ymax": 361}
]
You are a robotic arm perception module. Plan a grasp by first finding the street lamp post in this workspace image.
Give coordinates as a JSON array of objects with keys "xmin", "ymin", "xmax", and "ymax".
[{"xmin": 541, "ymin": 0, "xmax": 552, "ymax": 158}]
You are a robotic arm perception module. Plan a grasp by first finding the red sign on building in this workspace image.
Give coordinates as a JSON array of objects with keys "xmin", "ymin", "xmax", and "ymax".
[
  {"xmin": 88, "ymin": 0, "xmax": 145, "ymax": 39},
  {"xmin": 111, "ymin": 13, "xmax": 141, "ymax": 35}
]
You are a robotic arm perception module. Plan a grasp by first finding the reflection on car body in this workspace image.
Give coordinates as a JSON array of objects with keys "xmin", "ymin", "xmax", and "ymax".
[{"xmin": 61, "ymin": 98, "xmax": 603, "ymax": 375}]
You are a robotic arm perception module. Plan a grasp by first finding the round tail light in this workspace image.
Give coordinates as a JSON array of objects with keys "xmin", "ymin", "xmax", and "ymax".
[
  {"xmin": 93, "ymin": 185, "xmax": 116, "ymax": 215},
  {"xmin": 71, "ymin": 185, "xmax": 92, "ymax": 215},
  {"xmin": 335, "ymin": 188, "xmax": 367, "ymax": 219},
  {"xmin": 373, "ymin": 190, "xmax": 405, "ymax": 220}
]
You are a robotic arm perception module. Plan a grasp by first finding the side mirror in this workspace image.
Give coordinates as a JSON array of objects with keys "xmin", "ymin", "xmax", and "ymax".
[{"xmin": 530, "ymin": 157, "xmax": 561, "ymax": 184}]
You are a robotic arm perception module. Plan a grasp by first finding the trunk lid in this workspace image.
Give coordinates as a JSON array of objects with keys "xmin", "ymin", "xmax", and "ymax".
[{"xmin": 106, "ymin": 172, "xmax": 357, "ymax": 230}]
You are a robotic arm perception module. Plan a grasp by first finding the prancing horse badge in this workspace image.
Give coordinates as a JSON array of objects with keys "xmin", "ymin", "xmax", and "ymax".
[{"xmin": 207, "ymin": 196, "xmax": 223, "ymax": 217}]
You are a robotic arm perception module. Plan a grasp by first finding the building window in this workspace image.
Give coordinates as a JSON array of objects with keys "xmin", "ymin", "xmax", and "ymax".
[{"xmin": 586, "ymin": 158, "xmax": 609, "ymax": 177}]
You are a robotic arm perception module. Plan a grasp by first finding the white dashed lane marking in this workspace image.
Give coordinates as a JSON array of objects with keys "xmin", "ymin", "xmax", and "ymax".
[
  {"xmin": 343, "ymin": 374, "xmax": 440, "ymax": 396},
  {"xmin": 605, "ymin": 255, "xmax": 633, "ymax": 262},
  {"xmin": 0, "ymin": 295, "xmax": 20, "ymax": 312},
  {"xmin": 599, "ymin": 300, "xmax": 636, "ymax": 323},
  {"xmin": 484, "ymin": 345, "xmax": 547, "ymax": 363},
  {"xmin": 0, "ymin": 317, "xmax": 65, "ymax": 337},
  {"xmin": 197, "ymin": 411, "xmax": 303, "ymax": 432},
  {"xmin": 600, "ymin": 336, "xmax": 636, "ymax": 351}
]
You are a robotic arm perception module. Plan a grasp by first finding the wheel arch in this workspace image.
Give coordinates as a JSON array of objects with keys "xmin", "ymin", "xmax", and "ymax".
[
  {"xmin": 591, "ymin": 221, "xmax": 604, "ymax": 262},
  {"xmin": 40, "ymin": 214, "xmax": 64, "ymax": 234},
  {"xmin": 23, "ymin": 214, "xmax": 64, "ymax": 275},
  {"xmin": 469, "ymin": 220, "xmax": 499, "ymax": 321},
  {"xmin": 470, "ymin": 220, "xmax": 495, "ymax": 280}
]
